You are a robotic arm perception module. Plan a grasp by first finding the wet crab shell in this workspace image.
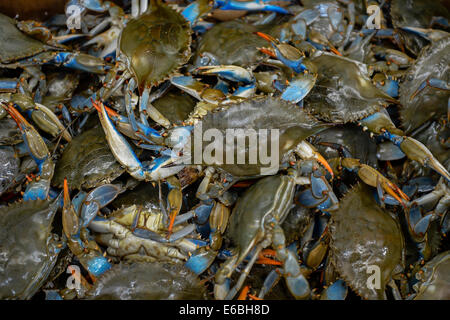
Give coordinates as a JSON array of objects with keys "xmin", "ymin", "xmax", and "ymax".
[
  {"xmin": 0, "ymin": 13, "xmax": 50, "ymax": 63},
  {"xmin": 228, "ymin": 174, "xmax": 295, "ymax": 253},
  {"xmin": 0, "ymin": 117, "xmax": 23, "ymax": 145},
  {"xmin": 0, "ymin": 199, "xmax": 60, "ymax": 299},
  {"xmin": 119, "ymin": 2, "xmax": 192, "ymax": 91},
  {"xmin": 312, "ymin": 125, "xmax": 378, "ymax": 168},
  {"xmin": 86, "ymin": 262, "xmax": 206, "ymax": 300},
  {"xmin": 192, "ymin": 96, "xmax": 329, "ymax": 177},
  {"xmin": 399, "ymin": 35, "xmax": 450, "ymax": 134},
  {"xmin": 414, "ymin": 251, "xmax": 450, "ymax": 300},
  {"xmin": 330, "ymin": 183, "xmax": 404, "ymax": 300},
  {"xmin": 194, "ymin": 20, "xmax": 274, "ymax": 68},
  {"xmin": 0, "ymin": 146, "xmax": 20, "ymax": 196},
  {"xmin": 304, "ymin": 53, "xmax": 396, "ymax": 124},
  {"xmin": 389, "ymin": 0, "xmax": 450, "ymax": 29},
  {"xmin": 53, "ymin": 125, "xmax": 125, "ymax": 190}
]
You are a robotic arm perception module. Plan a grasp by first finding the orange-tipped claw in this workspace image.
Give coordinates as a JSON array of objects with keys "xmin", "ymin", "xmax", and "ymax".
[
  {"xmin": 329, "ymin": 46, "xmax": 342, "ymax": 56},
  {"xmin": 167, "ymin": 210, "xmax": 178, "ymax": 238},
  {"xmin": 255, "ymin": 31, "xmax": 277, "ymax": 44},
  {"xmin": 315, "ymin": 152, "xmax": 334, "ymax": 178},
  {"xmin": 383, "ymin": 181, "xmax": 409, "ymax": 207},
  {"xmin": 63, "ymin": 178, "xmax": 71, "ymax": 206},
  {"xmin": 257, "ymin": 250, "xmax": 282, "ymax": 265},
  {"xmin": 3, "ymin": 103, "xmax": 31, "ymax": 130},
  {"xmin": 238, "ymin": 285, "xmax": 250, "ymax": 300},
  {"xmin": 258, "ymin": 47, "xmax": 277, "ymax": 58}
]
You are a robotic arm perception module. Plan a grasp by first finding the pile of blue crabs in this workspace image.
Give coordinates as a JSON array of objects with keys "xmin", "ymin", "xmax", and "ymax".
[{"xmin": 0, "ymin": 0, "xmax": 449, "ymax": 300}]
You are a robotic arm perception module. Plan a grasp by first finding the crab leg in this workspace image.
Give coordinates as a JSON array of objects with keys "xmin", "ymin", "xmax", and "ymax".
[
  {"xmin": 2, "ymin": 103, "xmax": 55, "ymax": 200},
  {"xmin": 182, "ymin": 0, "xmax": 290, "ymax": 25},
  {"xmin": 380, "ymin": 131, "xmax": 450, "ymax": 182},
  {"xmin": 342, "ymin": 158, "xmax": 410, "ymax": 207},
  {"xmin": 256, "ymin": 32, "xmax": 307, "ymax": 73},
  {"xmin": 63, "ymin": 179, "xmax": 112, "ymax": 277},
  {"xmin": 410, "ymin": 78, "xmax": 449, "ymax": 101},
  {"xmin": 295, "ymin": 141, "xmax": 334, "ymax": 178}
]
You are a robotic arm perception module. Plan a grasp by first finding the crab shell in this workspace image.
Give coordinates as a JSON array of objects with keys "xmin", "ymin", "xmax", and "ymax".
[
  {"xmin": 119, "ymin": 2, "xmax": 192, "ymax": 92},
  {"xmin": 414, "ymin": 251, "xmax": 450, "ymax": 300},
  {"xmin": 190, "ymin": 96, "xmax": 329, "ymax": 177},
  {"xmin": 0, "ymin": 199, "xmax": 60, "ymax": 299},
  {"xmin": 0, "ymin": 13, "xmax": 49, "ymax": 63},
  {"xmin": 0, "ymin": 146, "xmax": 20, "ymax": 196},
  {"xmin": 399, "ymin": 35, "xmax": 450, "ymax": 134},
  {"xmin": 53, "ymin": 125, "xmax": 125, "ymax": 190},
  {"xmin": 86, "ymin": 262, "xmax": 206, "ymax": 300},
  {"xmin": 390, "ymin": 0, "xmax": 450, "ymax": 29},
  {"xmin": 304, "ymin": 53, "xmax": 398, "ymax": 125},
  {"xmin": 194, "ymin": 20, "xmax": 274, "ymax": 68},
  {"xmin": 313, "ymin": 125, "xmax": 378, "ymax": 168},
  {"xmin": 0, "ymin": 117, "xmax": 23, "ymax": 145},
  {"xmin": 330, "ymin": 183, "xmax": 405, "ymax": 300},
  {"xmin": 228, "ymin": 174, "xmax": 295, "ymax": 255}
]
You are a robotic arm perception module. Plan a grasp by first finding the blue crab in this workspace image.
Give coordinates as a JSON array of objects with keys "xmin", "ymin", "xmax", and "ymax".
[
  {"xmin": 258, "ymin": 34, "xmax": 450, "ymax": 182},
  {"xmin": 0, "ymin": 198, "xmax": 62, "ymax": 299},
  {"xmin": 214, "ymin": 167, "xmax": 313, "ymax": 300},
  {"xmin": 86, "ymin": 261, "xmax": 206, "ymax": 299},
  {"xmin": 330, "ymin": 183, "xmax": 405, "ymax": 299}
]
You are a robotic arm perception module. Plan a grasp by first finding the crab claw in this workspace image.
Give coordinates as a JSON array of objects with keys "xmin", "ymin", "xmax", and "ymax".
[
  {"xmin": 62, "ymin": 178, "xmax": 80, "ymax": 239},
  {"xmin": 296, "ymin": 141, "xmax": 334, "ymax": 178},
  {"xmin": 281, "ymin": 72, "xmax": 317, "ymax": 103},
  {"xmin": 63, "ymin": 178, "xmax": 112, "ymax": 277},
  {"xmin": 320, "ymin": 280, "xmax": 348, "ymax": 300},
  {"xmin": 342, "ymin": 158, "xmax": 409, "ymax": 207},
  {"xmin": 215, "ymin": 0, "xmax": 290, "ymax": 14},
  {"xmin": 80, "ymin": 184, "xmax": 122, "ymax": 228},
  {"xmin": 398, "ymin": 136, "xmax": 450, "ymax": 182},
  {"xmin": 185, "ymin": 247, "xmax": 217, "ymax": 275},
  {"xmin": 197, "ymin": 65, "xmax": 253, "ymax": 84},
  {"xmin": 256, "ymin": 32, "xmax": 307, "ymax": 73},
  {"xmin": 2, "ymin": 103, "xmax": 49, "ymax": 170}
]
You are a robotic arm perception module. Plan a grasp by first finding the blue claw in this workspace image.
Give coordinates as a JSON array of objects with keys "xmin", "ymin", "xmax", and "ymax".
[
  {"xmin": 86, "ymin": 255, "xmax": 111, "ymax": 277},
  {"xmin": 321, "ymin": 280, "xmax": 347, "ymax": 300},
  {"xmin": 374, "ymin": 75, "xmax": 399, "ymax": 98},
  {"xmin": 48, "ymin": 52, "xmax": 111, "ymax": 74},
  {"xmin": 75, "ymin": 0, "xmax": 112, "ymax": 12},
  {"xmin": 293, "ymin": 9, "xmax": 319, "ymax": 25},
  {"xmin": 23, "ymin": 179, "xmax": 50, "ymax": 201},
  {"xmin": 80, "ymin": 184, "xmax": 122, "ymax": 227},
  {"xmin": 233, "ymin": 83, "xmax": 256, "ymax": 98},
  {"xmin": 408, "ymin": 205, "xmax": 433, "ymax": 239},
  {"xmin": 185, "ymin": 248, "xmax": 217, "ymax": 275},
  {"xmin": 198, "ymin": 66, "xmax": 253, "ymax": 84},
  {"xmin": 215, "ymin": 0, "xmax": 290, "ymax": 14},
  {"xmin": 256, "ymin": 32, "xmax": 307, "ymax": 74},
  {"xmin": 281, "ymin": 73, "xmax": 317, "ymax": 103},
  {"xmin": 413, "ymin": 214, "xmax": 433, "ymax": 238},
  {"xmin": 285, "ymin": 273, "xmax": 310, "ymax": 300}
]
